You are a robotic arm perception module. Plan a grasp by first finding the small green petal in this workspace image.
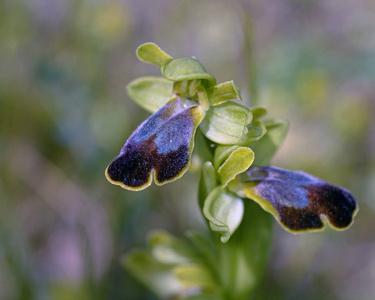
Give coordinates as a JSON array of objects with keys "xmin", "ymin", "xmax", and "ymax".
[
  {"xmin": 200, "ymin": 102, "xmax": 253, "ymax": 145},
  {"xmin": 148, "ymin": 230, "xmax": 200, "ymax": 264},
  {"xmin": 203, "ymin": 187, "xmax": 244, "ymax": 243},
  {"xmin": 174, "ymin": 264, "xmax": 217, "ymax": 289},
  {"xmin": 250, "ymin": 119, "xmax": 289, "ymax": 166},
  {"xmin": 123, "ymin": 250, "xmax": 184, "ymax": 299},
  {"xmin": 161, "ymin": 58, "xmax": 216, "ymax": 87},
  {"xmin": 218, "ymin": 147, "xmax": 254, "ymax": 187},
  {"xmin": 136, "ymin": 42, "xmax": 172, "ymax": 67},
  {"xmin": 213, "ymin": 145, "xmax": 240, "ymax": 170},
  {"xmin": 250, "ymin": 106, "xmax": 267, "ymax": 119},
  {"xmin": 126, "ymin": 76, "xmax": 173, "ymax": 113},
  {"xmin": 207, "ymin": 81, "xmax": 242, "ymax": 106}
]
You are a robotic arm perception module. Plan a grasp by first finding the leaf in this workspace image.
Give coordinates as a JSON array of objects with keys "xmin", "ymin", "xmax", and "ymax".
[
  {"xmin": 200, "ymin": 102, "xmax": 253, "ymax": 145},
  {"xmin": 148, "ymin": 230, "xmax": 200, "ymax": 264},
  {"xmin": 241, "ymin": 166, "xmax": 358, "ymax": 233},
  {"xmin": 126, "ymin": 76, "xmax": 173, "ymax": 113},
  {"xmin": 106, "ymin": 96, "xmax": 204, "ymax": 190},
  {"xmin": 215, "ymin": 201, "xmax": 273, "ymax": 300},
  {"xmin": 185, "ymin": 231, "xmax": 218, "ymax": 273},
  {"xmin": 123, "ymin": 250, "xmax": 184, "ymax": 299},
  {"xmin": 198, "ymin": 161, "xmax": 217, "ymax": 210},
  {"xmin": 174, "ymin": 264, "xmax": 217, "ymax": 289},
  {"xmin": 203, "ymin": 187, "xmax": 244, "ymax": 243},
  {"xmin": 136, "ymin": 42, "xmax": 172, "ymax": 67},
  {"xmin": 161, "ymin": 58, "xmax": 216, "ymax": 87}
]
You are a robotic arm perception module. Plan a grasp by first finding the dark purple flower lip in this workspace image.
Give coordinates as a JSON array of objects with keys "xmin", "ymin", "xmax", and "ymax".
[
  {"xmin": 242, "ymin": 166, "xmax": 358, "ymax": 232},
  {"xmin": 106, "ymin": 96, "xmax": 204, "ymax": 191}
]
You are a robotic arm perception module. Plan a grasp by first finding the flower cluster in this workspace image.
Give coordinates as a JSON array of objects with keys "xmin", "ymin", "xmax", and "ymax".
[
  {"xmin": 106, "ymin": 43, "xmax": 357, "ymax": 237},
  {"xmin": 105, "ymin": 43, "xmax": 358, "ymax": 299}
]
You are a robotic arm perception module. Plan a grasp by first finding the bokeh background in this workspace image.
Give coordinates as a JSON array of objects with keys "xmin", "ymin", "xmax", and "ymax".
[{"xmin": 1, "ymin": 0, "xmax": 374, "ymax": 299}]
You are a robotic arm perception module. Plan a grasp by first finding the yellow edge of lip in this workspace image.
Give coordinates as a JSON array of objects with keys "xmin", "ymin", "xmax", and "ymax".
[
  {"xmin": 244, "ymin": 187, "xmax": 358, "ymax": 234},
  {"xmin": 105, "ymin": 166, "xmax": 152, "ymax": 191}
]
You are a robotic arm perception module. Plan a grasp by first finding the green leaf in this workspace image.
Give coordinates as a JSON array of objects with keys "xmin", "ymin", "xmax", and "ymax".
[
  {"xmin": 203, "ymin": 187, "xmax": 244, "ymax": 243},
  {"xmin": 200, "ymin": 102, "xmax": 253, "ymax": 145},
  {"xmin": 185, "ymin": 231, "xmax": 218, "ymax": 274},
  {"xmin": 161, "ymin": 58, "xmax": 216, "ymax": 87},
  {"xmin": 126, "ymin": 76, "xmax": 173, "ymax": 113},
  {"xmin": 250, "ymin": 119, "xmax": 289, "ymax": 166},
  {"xmin": 123, "ymin": 250, "xmax": 184, "ymax": 299},
  {"xmin": 136, "ymin": 42, "xmax": 172, "ymax": 67},
  {"xmin": 217, "ymin": 147, "xmax": 254, "ymax": 187},
  {"xmin": 198, "ymin": 161, "xmax": 217, "ymax": 210},
  {"xmin": 148, "ymin": 230, "xmax": 200, "ymax": 264},
  {"xmin": 207, "ymin": 81, "xmax": 242, "ymax": 106},
  {"xmin": 183, "ymin": 293, "xmax": 224, "ymax": 300},
  {"xmin": 174, "ymin": 264, "xmax": 217, "ymax": 289}
]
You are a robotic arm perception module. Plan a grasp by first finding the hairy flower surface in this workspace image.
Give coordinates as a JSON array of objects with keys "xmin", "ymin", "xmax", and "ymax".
[
  {"xmin": 240, "ymin": 166, "xmax": 358, "ymax": 232},
  {"xmin": 106, "ymin": 96, "xmax": 203, "ymax": 190}
]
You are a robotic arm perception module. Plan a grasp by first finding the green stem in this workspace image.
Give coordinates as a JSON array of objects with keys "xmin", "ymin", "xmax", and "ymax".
[
  {"xmin": 240, "ymin": 9, "xmax": 258, "ymax": 106},
  {"xmin": 216, "ymin": 201, "xmax": 273, "ymax": 300}
]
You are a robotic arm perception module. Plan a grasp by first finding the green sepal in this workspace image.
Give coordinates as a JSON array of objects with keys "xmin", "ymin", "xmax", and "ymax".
[
  {"xmin": 207, "ymin": 81, "xmax": 242, "ymax": 106},
  {"xmin": 250, "ymin": 119, "xmax": 289, "ymax": 166},
  {"xmin": 203, "ymin": 187, "xmax": 244, "ymax": 243},
  {"xmin": 148, "ymin": 230, "xmax": 200, "ymax": 264},
  {"xmin": 161, "ymin": 58, "xmax": 216, "ymax": 87},
  {"xmin": 123, "ymin": 250, "xmax": 184, "ymax": 299},
  {"xmin": 200, "ymin": 102, "xmax": 253, "ymax": 145},
  {"xmin": 244, "ymin": 119, "xmax": 267, "ymax": 144},
  {"xmin": 198, "ymin": 161, "xmax": 217, "ymax": 210},
  {"xmin": 126, "ymin": 76, "xmax": 173, "ymax": 113},
  {"xmin": 136, "ymin": 42, "xmax": 172, "ymax": 67},
  {"xmin": 217, "ymin": 147, "xmax": 254, "ymax": 187}
]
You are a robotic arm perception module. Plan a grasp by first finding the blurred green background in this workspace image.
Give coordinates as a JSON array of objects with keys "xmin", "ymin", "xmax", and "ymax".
[{"xmin": 1, "ymin": 0, "xmax": 374, "ymax": 299}]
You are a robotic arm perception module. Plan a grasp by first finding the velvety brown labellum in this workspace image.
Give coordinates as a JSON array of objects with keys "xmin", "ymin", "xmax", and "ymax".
[
  {"xmin": 106, "ymin": 97, "xmax": 203, "ymax": 191},
  {"xmin": 243, "ymin": 166, "xmax": 358, "ymax": 232}
]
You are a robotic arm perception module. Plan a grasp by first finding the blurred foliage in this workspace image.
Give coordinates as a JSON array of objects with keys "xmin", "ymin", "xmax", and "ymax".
[{"xmin": 0, "ymin": 0, "xmax": 374, "ymax": 299}]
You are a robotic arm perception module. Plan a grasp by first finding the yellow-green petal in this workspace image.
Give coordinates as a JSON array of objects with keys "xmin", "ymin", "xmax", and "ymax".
[
  {"xmin": 218, "ymin": 147, "xmax": 254, "ymax": 187},
  {"xmin": 136, "ymin": 42, "xmax": 172, "ymax": 67}
]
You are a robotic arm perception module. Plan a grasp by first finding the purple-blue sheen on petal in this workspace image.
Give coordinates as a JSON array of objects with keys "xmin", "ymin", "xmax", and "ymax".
[
  {"xmin": 106, "ymin": 97, "xmax": 203, "ymax": 190},
  {"xmin": 244, "ymin": 166, "xmax": 358, "ymax": 232}
]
